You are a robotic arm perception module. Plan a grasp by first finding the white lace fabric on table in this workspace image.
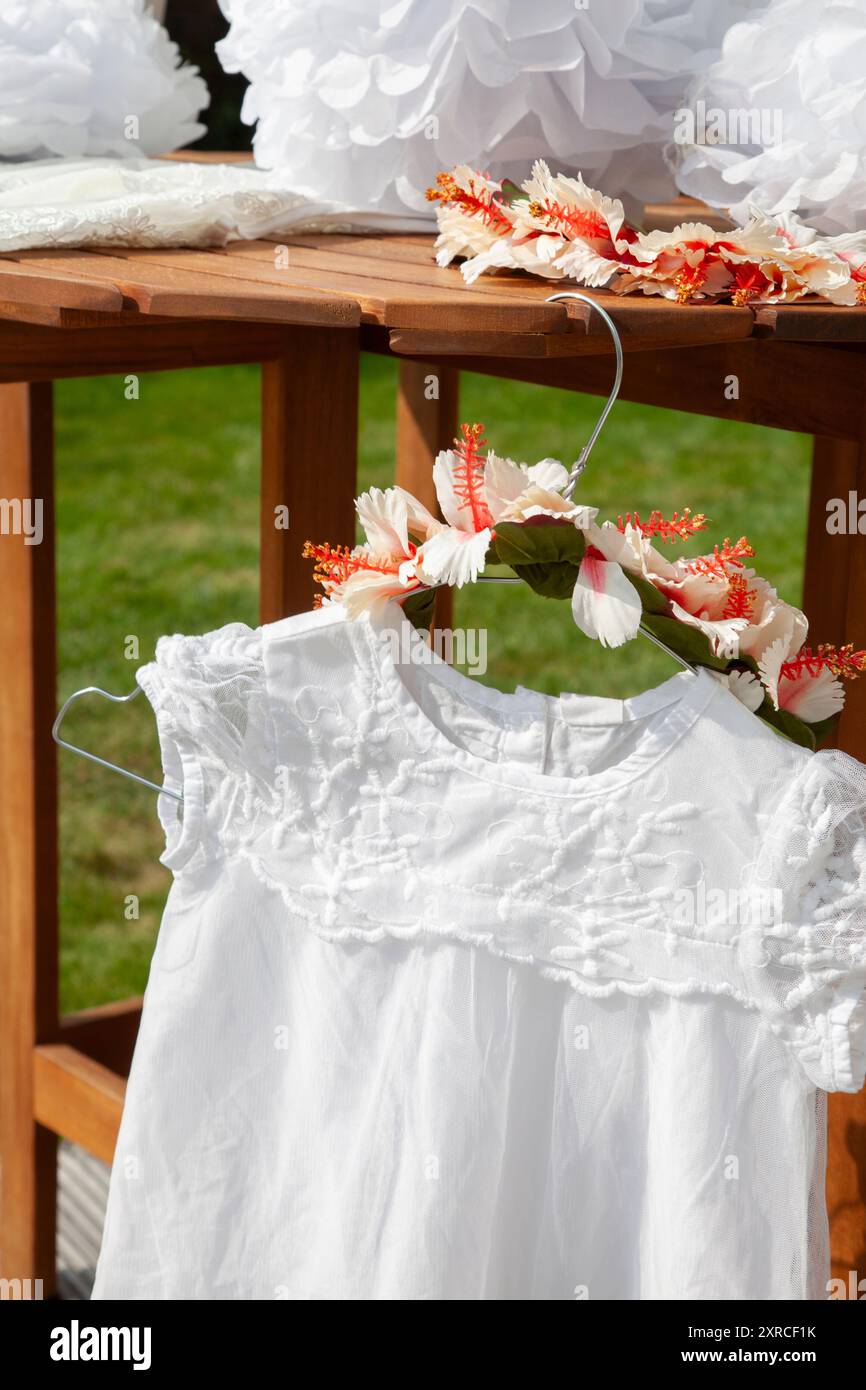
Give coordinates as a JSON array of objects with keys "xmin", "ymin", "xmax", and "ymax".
[
  {"xmin": 0, "ymin": 156, "xmax": 433, "ymax": 253},
  {"xmin": 92, "ymin": 602, "xmax": 866, "ymax": 1301}
]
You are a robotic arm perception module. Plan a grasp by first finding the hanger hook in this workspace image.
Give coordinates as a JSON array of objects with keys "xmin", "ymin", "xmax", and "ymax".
[
  {"xmin": 52, "ymin": 683, "xmax": 183, "ymax": 801},
  {"xmin": 545, "ymin": 292, "xmax": 623, "ymax": 498}
]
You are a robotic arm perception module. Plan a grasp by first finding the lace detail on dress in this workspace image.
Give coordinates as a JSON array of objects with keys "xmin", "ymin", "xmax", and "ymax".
[
  {"xmin": 745, "ymin": 749, "xmax": 866, "ymax": 1092},
  {"xmin": 239, "ymin": 618, "xmax": 777, "ymax": 1018}
]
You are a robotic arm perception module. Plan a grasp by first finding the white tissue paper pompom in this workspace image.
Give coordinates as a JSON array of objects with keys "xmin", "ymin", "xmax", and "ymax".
[
  {"xmin": 671, "ymin": 0, "xmax": 866, "ymax": 234},
  {"xmin": 0, "ymin": 0, "xmax": 209, "ymax": 161},
  {"xmin": 217, "ymin": 0, "xmax": 753, "ymax": 217}
]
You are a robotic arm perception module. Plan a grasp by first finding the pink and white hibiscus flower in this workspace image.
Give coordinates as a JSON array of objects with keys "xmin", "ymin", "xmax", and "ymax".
[
  {"xmin": 306, "ymin": 422, "xmax": 594, "ymax": 613},
  {"xmin": 423, "ymin": 422, "xmax": 495, "ymax": 587},
  {"xmin": 425, "ymin": 424, "xmax": 594, "ymax": 585},
  {"xmin": 427, "ymin": 167, "xmax": 515, "ymax": 271},
  {"xmin": 613, "ymin": 213, "xmax": 792, "ymax": 304},
  {"xmin": 766, "ymin": 211, "xmax": 860, "ymax": 304},
  {"xmin": 588, "ymin": 521, "xmax": 806, "ymax": 669},
  {"xmin": 303, "ymin": 484, "xmax": 440, "ymax": 617},
  {"xmin": 807, "ymin": 228, "xmax": 866, "ymax": 305},
  {"xmin": 664, "ymin": 565, "xmax": 808, "ymax": 668},
  {"xmin": 483, "ymin": 450, "xmax": 595, "ymax": 527},
  {"xmin": 758, "ymin": 640, "xmax": 843, "ymax": 721},
  {"xmin": 569, "ymin": 515, "xmax": 811, "ymax": 693},
  {"xmin": 570, "ymin": 512, "xmax": 709, "ymax": 650},
  {"xmin": 461, "ymin": 160, "xmax": 638, "ymax": 287},
  {"xmin": 757, "ymin": 642, "xmax": 866, "ymax": 721},
  {"xmin": 570, "ymin": 539, "xmax": 644, "ymax": 648}
]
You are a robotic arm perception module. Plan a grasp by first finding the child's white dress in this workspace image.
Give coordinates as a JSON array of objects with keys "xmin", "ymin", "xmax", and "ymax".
[{"xmin": 92, "ymin": 601, "xmax": 866, "ymax": 1300}]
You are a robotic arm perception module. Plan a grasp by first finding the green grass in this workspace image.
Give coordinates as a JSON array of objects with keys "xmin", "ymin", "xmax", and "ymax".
[{"xmin": 55, "ymin": 356, "xmax": 811, "ymax": 1011}]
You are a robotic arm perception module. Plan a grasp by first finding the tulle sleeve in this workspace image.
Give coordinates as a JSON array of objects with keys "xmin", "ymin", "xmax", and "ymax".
[
  {"xmin": 135, "ymin": 623, "xmax": 268, "ymax": 872},
  {"xmin": 744, "ymin": 749, "xmax": 866, "ymax": 1093}
]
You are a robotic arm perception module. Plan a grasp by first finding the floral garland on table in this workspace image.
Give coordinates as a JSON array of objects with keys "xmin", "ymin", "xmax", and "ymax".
[
  {"xmin": 425, "ymin": 162, "xmax": 866, "ymax": 305},
  {"xmin": 304, "ymin": 423, "xmax": 866, "ymax": 751}
]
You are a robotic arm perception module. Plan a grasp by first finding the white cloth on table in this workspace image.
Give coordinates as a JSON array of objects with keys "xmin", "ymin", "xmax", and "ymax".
[{"xmin": 0, "ymin": 156, "xmax": 434, "ymax": 252}]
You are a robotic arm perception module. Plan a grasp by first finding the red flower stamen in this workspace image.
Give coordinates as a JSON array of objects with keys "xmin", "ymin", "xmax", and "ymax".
[
  {"xmin": 302, "ymin": 540, "xmax": 405, "ymax": 589},
  {"xmin": 682, "ymin": 537, "xmax": 756, "ymax": 579},
  {"xmin": 425, "ymin": 171, "xmax": 512, "ymax": 233},
  {"xmin": 730, "ymin": 261, "xmax": 772, "ymax": 307},
  {"xmin": 780, "ymin": 643, "xmax": 866, "ymax": 682},
  {"xmin": 451, "ymin": 422, "xmax": 494, "ymax": 530},
  {"xmin": 616, "ymin": 507, "xmax": 708, "ymax": 542},
  {"xmin": 673, "ymin": 263, "xmax": 708, "ymax": 303},
  {"xmin": 526, "ymin": 199, "xmax": 610, "ymax": 243},
  {"xmin": 722, "ymin": 572, "xmax": 756, "ymax": 619}
]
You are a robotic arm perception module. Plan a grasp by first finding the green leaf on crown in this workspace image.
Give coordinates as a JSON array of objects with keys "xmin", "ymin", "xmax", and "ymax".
[
  {"xmin": 753, "ymin": 701, "xmax": 818, "ymax": 750},
  {"xmin": 637, "ymin": 612, "xmax": 730, "ymax": 673},
  {"xmin": 499, "ymin": 179, "xmax": 524, "ymax": 206},
  {"xmin": 401, "ymin": 586, "xmax": 437, "ymax": 632},
  {"xmin": 511, "ymin": 561, "xmax": 581, "ymax": 600},
  {"xmin": 491, "ymin": 520, "xmax": 587, "ymax": 568},
  {"xmin": 622, "ymin": 568, "xmax": 669, "ymax": 616}
]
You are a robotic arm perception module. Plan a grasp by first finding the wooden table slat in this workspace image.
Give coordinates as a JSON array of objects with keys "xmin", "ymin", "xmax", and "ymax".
[
  {"xmin": 389, "ymin": 328, "xmax": 588, "ymax": 359},
  {"xmin": 217, "ymin": 241, "xmax": 571, "ymax": 333},
  {"xmin": 0, "ymin": 260, "xmax": 123, "ymax": 314},
  {"xmin": 3, "ymin": 250, "xmax": 360, "ymax": 327},
  {"xmin": 754, "ymin": 303, "xmax": 866, "ymax": 341},
  {"xmin": 227, "ymin": 236, "xmax": 756, "ymax": 350},
  {"xmin": 90, "ymin": 244, "xmax": 572, "ymax": 335},
  {"xmin": 263, "ymin": 239, "xmax": 756, "ymax": 341}
]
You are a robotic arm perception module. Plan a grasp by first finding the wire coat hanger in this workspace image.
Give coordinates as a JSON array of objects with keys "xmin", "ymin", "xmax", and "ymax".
[
  {"xmin": 52, "ymin": 683, "xmax": 183, "ymax": 802},
  {"xmin": 548, "ymin": 292, "xmax": 623, "ymax": 497}
]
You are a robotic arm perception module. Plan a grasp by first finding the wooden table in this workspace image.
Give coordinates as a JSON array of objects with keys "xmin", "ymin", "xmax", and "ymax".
[{"xmin": 1, "ymin": 200, "xmax": 865, "ymax": 1296}]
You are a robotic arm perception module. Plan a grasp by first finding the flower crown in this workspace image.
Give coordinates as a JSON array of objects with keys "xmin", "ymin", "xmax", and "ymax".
[
  {"xmin": 426, "ymin": 161, "xmax": 866, "ymax": 305},
  {"xmin": 304, "ymin": 422, "xmax": 866, "ymax": 751}
]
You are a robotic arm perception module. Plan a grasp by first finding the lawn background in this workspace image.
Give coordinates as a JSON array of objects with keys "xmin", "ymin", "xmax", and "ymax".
[{"xmin": 56, "ymin": 357, "xmax": 810, "ymax": 1010}]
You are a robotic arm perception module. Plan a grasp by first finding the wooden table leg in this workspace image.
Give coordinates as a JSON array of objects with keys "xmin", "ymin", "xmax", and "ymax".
[
  {"xmin": 260, "ymin": 327, "xmax": 360, "ymax": 622},
  {"xmin": 396, "ymin": 360, "xmax": 459, "ymax": 631},
  {"xmin": 804, "ymin": 434, "xmax": 866, "ymax": 1288},
  {"xmin": 0, "ymin": 381, "xmax": 58, "ymax": 1296}
]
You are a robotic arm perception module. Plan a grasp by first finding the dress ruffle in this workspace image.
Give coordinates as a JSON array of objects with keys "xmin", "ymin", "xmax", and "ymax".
[{"xmin": 745, "ymin": 748, "xmax": 866, "ymax": 1091}]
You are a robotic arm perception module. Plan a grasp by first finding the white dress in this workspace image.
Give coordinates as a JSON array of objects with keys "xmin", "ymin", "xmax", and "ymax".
[{"xmin": 92, "ymin": 601, "xmax": 866, "ymax": 1301}]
